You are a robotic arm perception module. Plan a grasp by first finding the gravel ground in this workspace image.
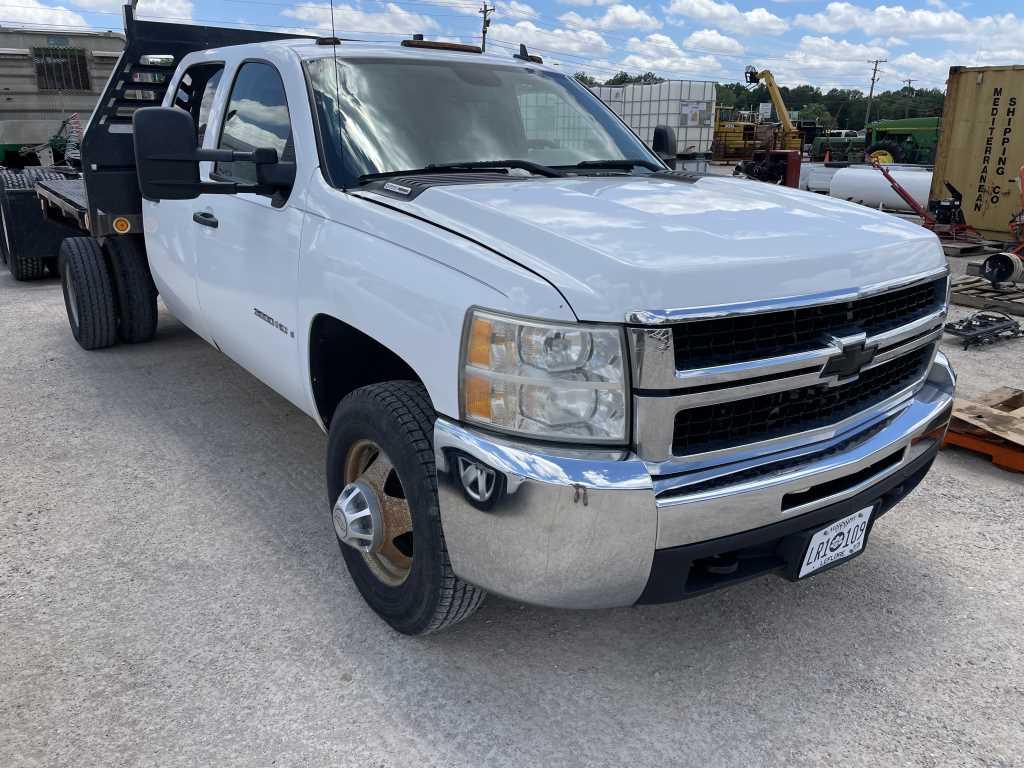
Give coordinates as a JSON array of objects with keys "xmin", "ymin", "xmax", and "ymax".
[{"xmin": 1, "ymin": 262, "xmax": 1022, "ymax": 768}]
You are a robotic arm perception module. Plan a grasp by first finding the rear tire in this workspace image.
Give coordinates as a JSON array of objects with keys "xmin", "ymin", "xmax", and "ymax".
[
  {"xmin": 326, "ymin": 381, "xmax": 485, "ymax": 635},
  {"xmin": 105, "ymin": 235, "xmax": 158, "ymax": 343},
  {"xmin": 59, "ymin": 237, "xmax": 118, "ymax": 350},
  {"xmin": 8, "ymin": 252, "xmax": 45, "ymax": 281},
  {"xmin": 1, "ymin": 168, "xmax": 67, "ymax": 280}
]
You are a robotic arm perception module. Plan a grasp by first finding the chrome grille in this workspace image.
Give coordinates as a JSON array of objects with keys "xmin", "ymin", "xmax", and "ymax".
[
  {"xmin": 629, "ymin": 269, "xmax": 949, "ymax": 465},
  {"xmin": 671, "ymin": 277, "xmax": 945, "ymax": 369},
  {"xmin": 671, "ymin": 346, "xmax": 932, "ymax": 455}
]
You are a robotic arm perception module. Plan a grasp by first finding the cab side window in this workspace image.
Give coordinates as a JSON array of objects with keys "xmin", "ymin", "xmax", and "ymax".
[
  {"xmin": 216, "ymin": 62, "xmax": 293, "ymax": 184},
  {"xmin": 172, "ymin": 63, "xmax": 223, "ymax": 146}
]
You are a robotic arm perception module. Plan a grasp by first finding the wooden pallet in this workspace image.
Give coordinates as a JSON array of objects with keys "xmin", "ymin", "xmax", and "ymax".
[
  {"xmin": 941, "ymin": 240, "xmax": 1001, "ymax": 258},
  {"xmin": 942, "ymin": 387, "xmax": 1024, "ymax": 472},
  {"xmin": 949, "ymin": 276, "xmax": 1024, "ymax": 317}
]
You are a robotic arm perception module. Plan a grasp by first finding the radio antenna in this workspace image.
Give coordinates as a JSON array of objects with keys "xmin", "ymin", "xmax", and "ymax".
[{"xmin": 329, "ymin": 0, "xmax": 344, "ymax": 158}]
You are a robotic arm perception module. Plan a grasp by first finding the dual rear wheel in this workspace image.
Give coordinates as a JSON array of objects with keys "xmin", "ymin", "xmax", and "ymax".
[{"xmin": 59, "ymin": 235, "xmax": 158, "ymax": 350}]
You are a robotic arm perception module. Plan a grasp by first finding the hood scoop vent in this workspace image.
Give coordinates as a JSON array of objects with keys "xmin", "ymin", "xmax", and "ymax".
[{"xmin": 364, "ymin": 172, "xmax": 536, "ymax": 200}]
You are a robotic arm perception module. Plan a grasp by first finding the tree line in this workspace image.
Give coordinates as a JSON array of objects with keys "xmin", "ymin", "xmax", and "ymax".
[{"xmin": 575, "ymin": 71, "xmax": 945, "ymax": 130}]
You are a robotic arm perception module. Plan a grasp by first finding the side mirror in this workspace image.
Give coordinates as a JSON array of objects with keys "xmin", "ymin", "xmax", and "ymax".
[
  {"xmin": 653, "ymin": 125, "xmax": 677, "ymax": 170},
  {"xmin": 133, "ymin": 107, "xmax": 202, "ymax": 200},
  {"xmin": 132, "ymin": 106, "xmax": 284, "ymax": 201}
]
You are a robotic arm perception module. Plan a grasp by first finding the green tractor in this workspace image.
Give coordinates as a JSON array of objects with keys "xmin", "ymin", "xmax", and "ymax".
[{"xmin": 811, "ymin": 117, "xmax": 940, "ymax": 164}]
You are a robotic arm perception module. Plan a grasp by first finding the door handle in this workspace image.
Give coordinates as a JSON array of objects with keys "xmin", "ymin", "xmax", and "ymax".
[{"xmin": 192, "ymin": 211, "xmax": 218, "ymax": 228}]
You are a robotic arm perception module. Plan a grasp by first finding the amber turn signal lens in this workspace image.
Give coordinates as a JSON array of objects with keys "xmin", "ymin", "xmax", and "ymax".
[
  {"xmin": 464, "ymin": 373, "xmax": 492, "ymax": 420},
  {"xmin": 467, "ymin": 317, "xmax": 492, "ymax": 367}
]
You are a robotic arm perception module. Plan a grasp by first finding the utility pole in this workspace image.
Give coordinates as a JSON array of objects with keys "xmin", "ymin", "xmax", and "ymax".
[
  {"xmin": 864, "ymin": 58, "xmax": 886, "ymax": 129},
  {"xmin": 902, "ymin": 78, "xmax": 916, "ymax": 118},
  {"xmin": 479, "ymin": 2, "xmax": 494, "ymax": 52}
]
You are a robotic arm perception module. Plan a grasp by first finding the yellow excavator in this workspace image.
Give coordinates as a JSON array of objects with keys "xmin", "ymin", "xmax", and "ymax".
[{"xmin": 744, "ymin": 66, "xmax": 802, "ymax": 152}]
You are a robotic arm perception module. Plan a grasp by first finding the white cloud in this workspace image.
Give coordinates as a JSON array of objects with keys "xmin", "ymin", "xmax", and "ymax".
[
  {"xmin": 664, "ymin": 0, "xmax": 788, "ymax": 35},
  {"xmin": 70, "ymin": 0, "xmax": 193, "ymax": 19},
  {"xmin": 1, "ymin": 0, "xmax": 88, "ymax": 28},
  {"xmin": 282, "ymin": 2, "xmax": 439, "ymax": 35},
  {"xmin": 618, "ymin": 33, "xmax": 723, "ymax": 77},
  {"xmin": 559, "ymin": 4, "xmax": 661, "ymax": 31},
  {"xmin": 792, "ymin": 3, "xmax": 1024, "ymax": 63},
  {"xmin": 682, "ymin": 28, "xmax": 743, "ymax": 53},
  {"xmin": 794, "ymin": 2, "xmax": 966, "ymax": 38},
  {"xmin": 556, "ymin": 0, "xmax": 616, "ymax": 6},
  {"xmin": 759, "ymin": 35, "xmax": 890, "ymax": 88},
  {"xmin": 499, "ymin": 1, "xmax": 539, "ymax": 20},
  {"xmin": 487, "ymin": 20, "xmax": 612, "ymax": 55}
]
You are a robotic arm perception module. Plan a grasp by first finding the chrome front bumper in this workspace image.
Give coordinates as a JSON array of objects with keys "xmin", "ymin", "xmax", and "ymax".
[{"xmin": 434, "ymin": 352, "xmax": 956, "ymax": 609}]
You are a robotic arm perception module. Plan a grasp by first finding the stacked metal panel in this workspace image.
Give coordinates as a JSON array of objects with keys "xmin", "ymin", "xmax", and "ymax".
[{"xmin": 590, "ymin": 80, "xmax": 717, "ymax": 155}]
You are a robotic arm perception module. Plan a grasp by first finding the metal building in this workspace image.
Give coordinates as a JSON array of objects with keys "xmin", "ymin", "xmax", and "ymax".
[{"xmin": 0, "ymin": 27, "xmax": 124, "ymax": 165}]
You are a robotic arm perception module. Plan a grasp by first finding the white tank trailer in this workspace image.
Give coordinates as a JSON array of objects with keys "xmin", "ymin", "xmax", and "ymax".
[{"xmin": 799, "ymin": 163, "xmax": 933, "ymax": 213}]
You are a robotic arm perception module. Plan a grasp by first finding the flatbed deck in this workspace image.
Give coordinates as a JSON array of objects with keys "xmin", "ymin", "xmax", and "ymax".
[{"xmin": 35, "ymin": 177, "xmax": 89, "ymax": 231}]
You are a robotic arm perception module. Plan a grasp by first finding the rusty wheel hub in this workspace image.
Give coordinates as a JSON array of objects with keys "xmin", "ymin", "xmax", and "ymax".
[{"xmin": 336, "ymin": 439, "xmax": 414, "ymax": 586}]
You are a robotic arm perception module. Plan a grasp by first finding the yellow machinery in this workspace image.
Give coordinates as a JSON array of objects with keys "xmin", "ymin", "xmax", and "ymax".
[
  {"xmin": 744, "ymin": 66, "xmax": 802, "ymax": 152},
  {"xmin": 712, "ymin": 106, "xmax": 760, "ymax": 160}
]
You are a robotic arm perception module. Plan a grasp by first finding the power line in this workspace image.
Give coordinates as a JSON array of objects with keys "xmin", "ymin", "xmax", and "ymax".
[
  {"xmin": 479, "ymin": 2, "xmax": 494, "ymax": 52},
  {"xmin": 863, "ymin": 57, "xmax": 886, "ymax": 128},
  {"xmin": 0, "ymin": 3, "xmax": 951, "ymax": 89}
]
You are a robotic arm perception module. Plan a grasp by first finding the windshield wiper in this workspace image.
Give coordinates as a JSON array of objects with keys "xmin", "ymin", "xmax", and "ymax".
[
  {"xmin": 562, "ymin": 159, "xmax": 663, "ymax": 173},
  {"xmin": 358, "ymin": 159, "xmax": 563, "ymax": 184},
  {"xmin": 427, "ymin": 160, "xmax": 564, "ymax": 177}
]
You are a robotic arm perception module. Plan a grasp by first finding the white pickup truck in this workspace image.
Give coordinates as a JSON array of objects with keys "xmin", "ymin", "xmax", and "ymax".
[{"xmin": 46, "ymin": 10, "xmax": 955, "ymax": 634}]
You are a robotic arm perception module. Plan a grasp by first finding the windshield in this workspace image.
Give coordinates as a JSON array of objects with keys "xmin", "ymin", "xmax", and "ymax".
[{"xmin": 306, "ymin": 56, "xmax": 658, "ymax": 185}]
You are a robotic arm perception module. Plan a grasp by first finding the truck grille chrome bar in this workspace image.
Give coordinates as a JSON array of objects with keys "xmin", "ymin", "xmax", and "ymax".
[{"xmin": 630, "ymin": 269, "xmax": 948, "ymax": 464}]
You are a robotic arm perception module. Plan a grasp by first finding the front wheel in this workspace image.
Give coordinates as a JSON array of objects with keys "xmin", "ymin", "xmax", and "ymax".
[{"xmin": 326, "ymin": 382, "xmax": 485, "ymax": 635}]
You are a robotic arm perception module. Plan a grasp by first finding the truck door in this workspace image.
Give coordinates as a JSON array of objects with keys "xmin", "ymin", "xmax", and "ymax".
[
  {"xmin": 144, "ymin": 62, "xmax": 224, "ymax": 342},
  {"xmin": 193, "ymin": 61, "xmax": 305, "ymax": 406}
]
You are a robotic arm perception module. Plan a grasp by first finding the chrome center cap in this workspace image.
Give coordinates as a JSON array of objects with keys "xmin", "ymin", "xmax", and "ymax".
[{"xmin": 333, "ymin": 479, "xmax": 383, "ymax": 553}]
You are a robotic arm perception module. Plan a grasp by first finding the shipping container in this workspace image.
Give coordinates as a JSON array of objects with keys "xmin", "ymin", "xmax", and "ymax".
[
  {"xmin": 930, "ymin": 65, "xmax": 1024, "ymax": 241},
  {"xmin": 589, "ymin": 80, "xmax": 717, "ymax": 155}
]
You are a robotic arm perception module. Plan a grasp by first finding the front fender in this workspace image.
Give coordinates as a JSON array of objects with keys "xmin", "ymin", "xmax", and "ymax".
[{"xmin": 297, "ymin": 176, "xmax": 574, "ymax": 421}]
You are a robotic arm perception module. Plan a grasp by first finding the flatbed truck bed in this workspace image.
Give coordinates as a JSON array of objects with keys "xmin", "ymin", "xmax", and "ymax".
[
  {"xmin": 35, "ymin": 177, "xmax": 90, "ymax": 232},
  {"xmin": 2, "ymin": 5, "xmax": 307, "ymax": 283}
]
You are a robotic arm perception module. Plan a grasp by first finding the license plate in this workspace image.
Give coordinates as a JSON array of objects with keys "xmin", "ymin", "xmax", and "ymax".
[{"xmin": 799, "ymin": 507, "xmax": 872, "ymax": 578}]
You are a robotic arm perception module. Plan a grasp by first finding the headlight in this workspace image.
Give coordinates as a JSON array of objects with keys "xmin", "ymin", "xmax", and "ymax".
[{"xmin": 460, "ymin": 309, "xmax": 628, "ymax": 443}]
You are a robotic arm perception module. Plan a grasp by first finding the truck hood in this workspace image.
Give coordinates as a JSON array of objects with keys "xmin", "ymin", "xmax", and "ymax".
[{"xmin": 359, "ymin": 175, "xmax": 946, "ymax": 322}]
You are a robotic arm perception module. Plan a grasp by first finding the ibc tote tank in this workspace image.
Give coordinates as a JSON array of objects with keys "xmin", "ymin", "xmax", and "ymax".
[{"xmin": 589, "ymin": 80, "xmax": 717, "ymax": 155}]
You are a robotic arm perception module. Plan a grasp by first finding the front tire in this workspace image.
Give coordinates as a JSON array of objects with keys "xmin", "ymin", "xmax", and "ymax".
[
  {"xmin": 59, "ymin": 237, "xmax": 117, "ymax": 350},
  {"xmin": 327, "ymin": 382, "xmax": 485, "ymax": 635}
]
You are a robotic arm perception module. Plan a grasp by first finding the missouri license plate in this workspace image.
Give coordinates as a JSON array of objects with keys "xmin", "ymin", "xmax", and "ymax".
[{"xmin": 798, "ymin": 507, "xmax": 872, "ymax": 578}]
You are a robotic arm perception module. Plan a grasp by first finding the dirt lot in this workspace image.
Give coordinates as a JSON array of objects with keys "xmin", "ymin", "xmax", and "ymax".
[{"xmin": 1, "ymin": 264, "xmax": 1021, "ymax": 767}]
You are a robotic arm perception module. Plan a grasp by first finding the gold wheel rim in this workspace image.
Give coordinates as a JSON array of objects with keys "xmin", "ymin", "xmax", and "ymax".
[{"xmin": 343, "ymin": 439, "xmax": 413, "ymax": 586}]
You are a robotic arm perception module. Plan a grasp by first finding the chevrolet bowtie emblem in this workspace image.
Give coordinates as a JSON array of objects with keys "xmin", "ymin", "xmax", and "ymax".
[{"xmin": 821, "ymin": 332, "xmax": 878, "ymax": 384}]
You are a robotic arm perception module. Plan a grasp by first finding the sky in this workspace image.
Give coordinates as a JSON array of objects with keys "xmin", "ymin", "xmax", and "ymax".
[{"xmin": 4, "ymin": 0, "xmax": 1022, "ymax": 90}]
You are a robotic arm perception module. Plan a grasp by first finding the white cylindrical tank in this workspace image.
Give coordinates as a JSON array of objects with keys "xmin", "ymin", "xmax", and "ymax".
[
  {"xmin": 799, "ymin": 163, "xmax": 840, "ymax": 194},
  {"xmin": 828, "ymin": 165, "xmax": 933, "ymax": 212}
]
